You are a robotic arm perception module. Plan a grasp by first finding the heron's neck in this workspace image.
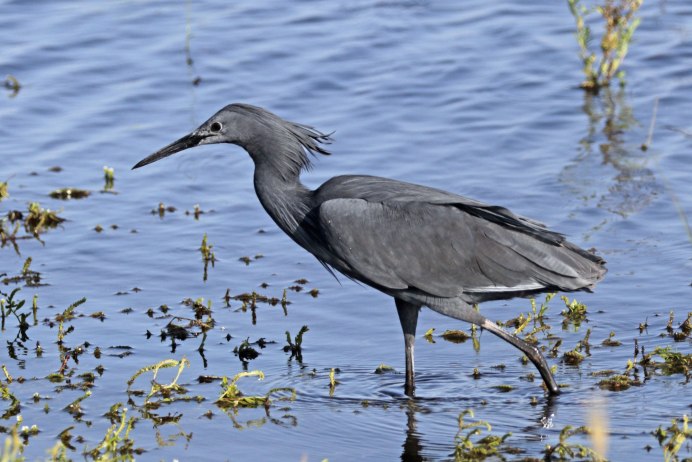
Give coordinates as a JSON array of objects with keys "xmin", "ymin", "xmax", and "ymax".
[{"xmin": 253, "ymin": 165, "xmax": 313, "ymax": 236}]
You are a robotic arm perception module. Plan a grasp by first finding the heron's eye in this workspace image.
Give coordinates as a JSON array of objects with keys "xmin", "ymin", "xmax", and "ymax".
[{"xmin": 210, "ymin": 122, "xmax": 222, "ymax": 133}]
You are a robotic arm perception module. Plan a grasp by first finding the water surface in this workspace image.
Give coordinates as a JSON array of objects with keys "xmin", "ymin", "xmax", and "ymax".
[{"xmin": 1, "ymin": 1, "xmax": 691, "ymax": 460}]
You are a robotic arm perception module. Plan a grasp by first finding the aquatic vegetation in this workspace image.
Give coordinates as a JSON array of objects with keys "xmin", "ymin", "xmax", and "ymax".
[
  {"xmin": 56, "ymin": 297, "xmax": 85, "ymax": 344},
  {"xmin": 577, "ymin": 328, "xmax": 592, "ymax": 356},
  {"xmin": 507, "ymin": 312, "xmax": 532, "ymax": 335},
  {"xmin": 3, "ymin": 74, "xmax": 20, "ymax": 97},
  {"xmin": 49, "ymin": 188, "xmax": 91, "ymax": 200},
  {"xmin": 234, "ymin": 338, "xmax": 261, "ymax": 363},
  {"xmin": 185, "ymin": 204, "xmax": 203, "ymax": 220},
  {"xmin": 0, "ymin": 288, "xmax": 31, "ymax": 338},
  {"xmin": 153, "ymin": 202, "xmax": 176, "ymax": 218},
  {"xmin": 103, "ymin": 166, "xmax": 115, "ymax": 192},
  {"xmin": 0, "ymin": 427, "xmax": 23, "ymax": 462},
  {"xmin": 238, "ymin": 254, "xmax": 264, "ymax": 266},
  {"xmin": 0, "ymin": 181, "xmax": 8, "ymax": 202},
  {"xmin": 441, "ymin": 329, "xmax": 470, "ymax": 343},
  {"xmin": 453, "ymin": 409, "xmax": 514, "ymax": 461},
  {"xmin": 561, "ymin": 296, "xmax": 588, "ymax": 330},
  {"xmin": 374, "ymin": 364, "xmax": 396, "ymax": 374},
  {"xmin": 601, "ymin": 331, "xmax": 622, "ymax": 347},
  {"xmin": 216, "ymin": 370, "xmax": 295, "ymax": 410},
  {"xmin": 329, "ymin": 368, "xmax": 339, "ymax": 396},
  {"xmin": 65, "ymin": 390, "xmax": 91, "ymax": 420},
  {"xmin": 2, "ymin": 202, "xmax": 65, "ymax": 252},
  {"xmin": 530, "ymin": 292, "xmax": 556, "ymax": 319},
  {"xmin": 652, "ymin": 414, "xmax": 691, "ymax": 462},
  {"xmin": 567, "ymin": 0, "xmax": 642, "ymax": 92},
  {"xmin": 24, "ymin": 202, "xmax": 65, "ymax": 236},
  {"xmin": 227, "ymin": 289, "xmax": 291, "ymax": 323},
  {"xmin": 1, "ymin": 381, "xmax": 21, "ymax": 419},
  {"xmin": 544, "ymin": 425, "xmax": 605, "ymax": 461},
  {"xmin": 127, "ymin": 358, "xmax": 201, "ymax": 408},
  {"xmin": 651, "ymin": 347, "xmax": 691, "ymax": 380},
  {"xmin": 85, "ymin": 408, "xmax": 140, "ymax": 461},
  {"xmin": 563, "ymin": 348, "xmax": 585, "ymax": 366},
  {"xmin": 667, "ymin": 311, "xmax": 692, "ymax": 342},
  {"xmin": 199, "ymin": 234, "xmax": 216, "ymax": 281},
  {"xmin": 470, "ymin": 324, "xmax": 481, "ymax": 352},
  {"xmin": 598, "ymin": 373, "xmax": 641, "ymax": 391},
  {"xmin": 215, "ymin": 371, "xmax": 296, "ymax": 429},
  {"xmin": 181, "ymin": 296, "xmax": 213, "ymax": 319},
  {"xmin": 283, "ymin": 325, "xmax": 309, "ymax": 362},
  {"xmin": 493, "ymin": 384, "xmax": 514, "ymax": 393}
]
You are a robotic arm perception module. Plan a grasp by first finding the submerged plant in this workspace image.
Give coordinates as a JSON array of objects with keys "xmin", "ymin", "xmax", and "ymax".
[{"xmin": 567, "ymin": 0, "xmax": 643, "ymax": 92}]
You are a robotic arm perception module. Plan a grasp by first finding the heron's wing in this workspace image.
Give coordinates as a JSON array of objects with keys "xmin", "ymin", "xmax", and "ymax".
[
  {"xmin": 314, "ymin": 198, "xmax": 601, "ymax": 298},
  {"xmin": 316, "ymin": 175, "xmax": 563, "ymax": 244}
]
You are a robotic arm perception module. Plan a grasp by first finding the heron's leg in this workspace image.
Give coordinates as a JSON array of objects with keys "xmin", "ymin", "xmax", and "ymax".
[
  {"xmin": 395, "ymin": 299, "xmax": 420, "ymax": 397},
  {"xmin": 426, "ymin": 303, "xmax": 559, "ymax": 395},
  {"xmin": 480, "ymin": 319, "xmax": 560, "ymax": 395}
]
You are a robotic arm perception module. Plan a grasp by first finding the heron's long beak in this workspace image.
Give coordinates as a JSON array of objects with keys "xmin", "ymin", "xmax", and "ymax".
[{"xmin": 132, "ymin": 132, "xmax": 206, "ymax": 169}]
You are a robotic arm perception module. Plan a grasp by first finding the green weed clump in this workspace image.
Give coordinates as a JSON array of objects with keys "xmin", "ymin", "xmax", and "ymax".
[
  {"xmin": 453, "ymin": 409, "xmax": 515, "ymax": 461},
  {"xmin": 651, "ymin": 347, "xmax": 691, "ymax": 380},
  {"xmin": 544, "ymin": 425, "xmax": 605, "ymax": 460},
  {"xmin": 216, "ymin": 370, "xmax": 295, "ymax": 411},
  {"xmin": 561, "ymin": 296, "xmax": 588, "ymax": 330},
  {"xmin": 652, "ymin": 414, "xmax": 691, "ymax": 462},
  {"xmin": 85, "ymin": 409, "xmax": 139, "ymax": 461},
  {"xmin": 199, "ymin": 234, "xmax": 216, "ymax": 281},
  {"xmin": 1, "ymin": 202, "xmax": 65, "ymax": 253},
  {"xmin": 567, "ymin": 0, "xmax": 642, "ymax": 92},
  {"xmin": 283, "ymin": 325, "xmax": 309, "ymax": 362},
  {"xmin": 49, "ymin": 188, "xmax": 91, "ymax": 200},
  {"xmin": 103, "ymin": 166, "xmax": 115, "ymax": 192}
]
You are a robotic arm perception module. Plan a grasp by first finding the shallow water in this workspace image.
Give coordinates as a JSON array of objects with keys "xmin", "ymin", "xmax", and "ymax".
[{"xmin": 1, "ymin": 0, "xmax": 691, "ymax": 460}]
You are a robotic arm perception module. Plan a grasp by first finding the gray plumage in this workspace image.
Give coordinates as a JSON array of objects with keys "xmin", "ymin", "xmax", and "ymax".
[{"xmin": 134, "ymin": 103, "xmax": 606, "ymax": 396}]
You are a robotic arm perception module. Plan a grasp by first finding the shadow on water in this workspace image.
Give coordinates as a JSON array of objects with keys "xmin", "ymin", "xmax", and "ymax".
[
  {"xmin": 560, "ymin": 87, "xmax": 660, "ymax": 225},
  {"xmin": 401, "ymin": 400, "xmax": 424, "ymax": 462}
]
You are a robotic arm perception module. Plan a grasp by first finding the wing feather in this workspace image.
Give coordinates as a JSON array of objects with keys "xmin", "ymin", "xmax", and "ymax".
[{"xmin": 314, "ymin": 198, "xmax": 600, "ymax": 299}]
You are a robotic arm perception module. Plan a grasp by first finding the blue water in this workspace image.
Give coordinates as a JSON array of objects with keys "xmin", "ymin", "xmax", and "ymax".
[{"xmin": 1, "ymin": 1, "xmax": 690, "ymax": 460}]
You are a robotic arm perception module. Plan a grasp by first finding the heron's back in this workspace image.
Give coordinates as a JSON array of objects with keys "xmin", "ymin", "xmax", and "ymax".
[{"xmin": 304, "ymin": 175, "xmax": 606, "ymax": 304}]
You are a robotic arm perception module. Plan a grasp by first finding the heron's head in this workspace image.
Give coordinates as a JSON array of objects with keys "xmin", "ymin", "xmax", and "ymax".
[{"xmin": 133, "ymin": 103, "xmax": 331, "ymax": 174}]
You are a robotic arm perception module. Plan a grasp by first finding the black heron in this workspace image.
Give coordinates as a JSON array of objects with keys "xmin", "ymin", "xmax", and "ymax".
[{"xmin": 133, "ymin": 103, "xmax": 606, "ymax": 396}]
